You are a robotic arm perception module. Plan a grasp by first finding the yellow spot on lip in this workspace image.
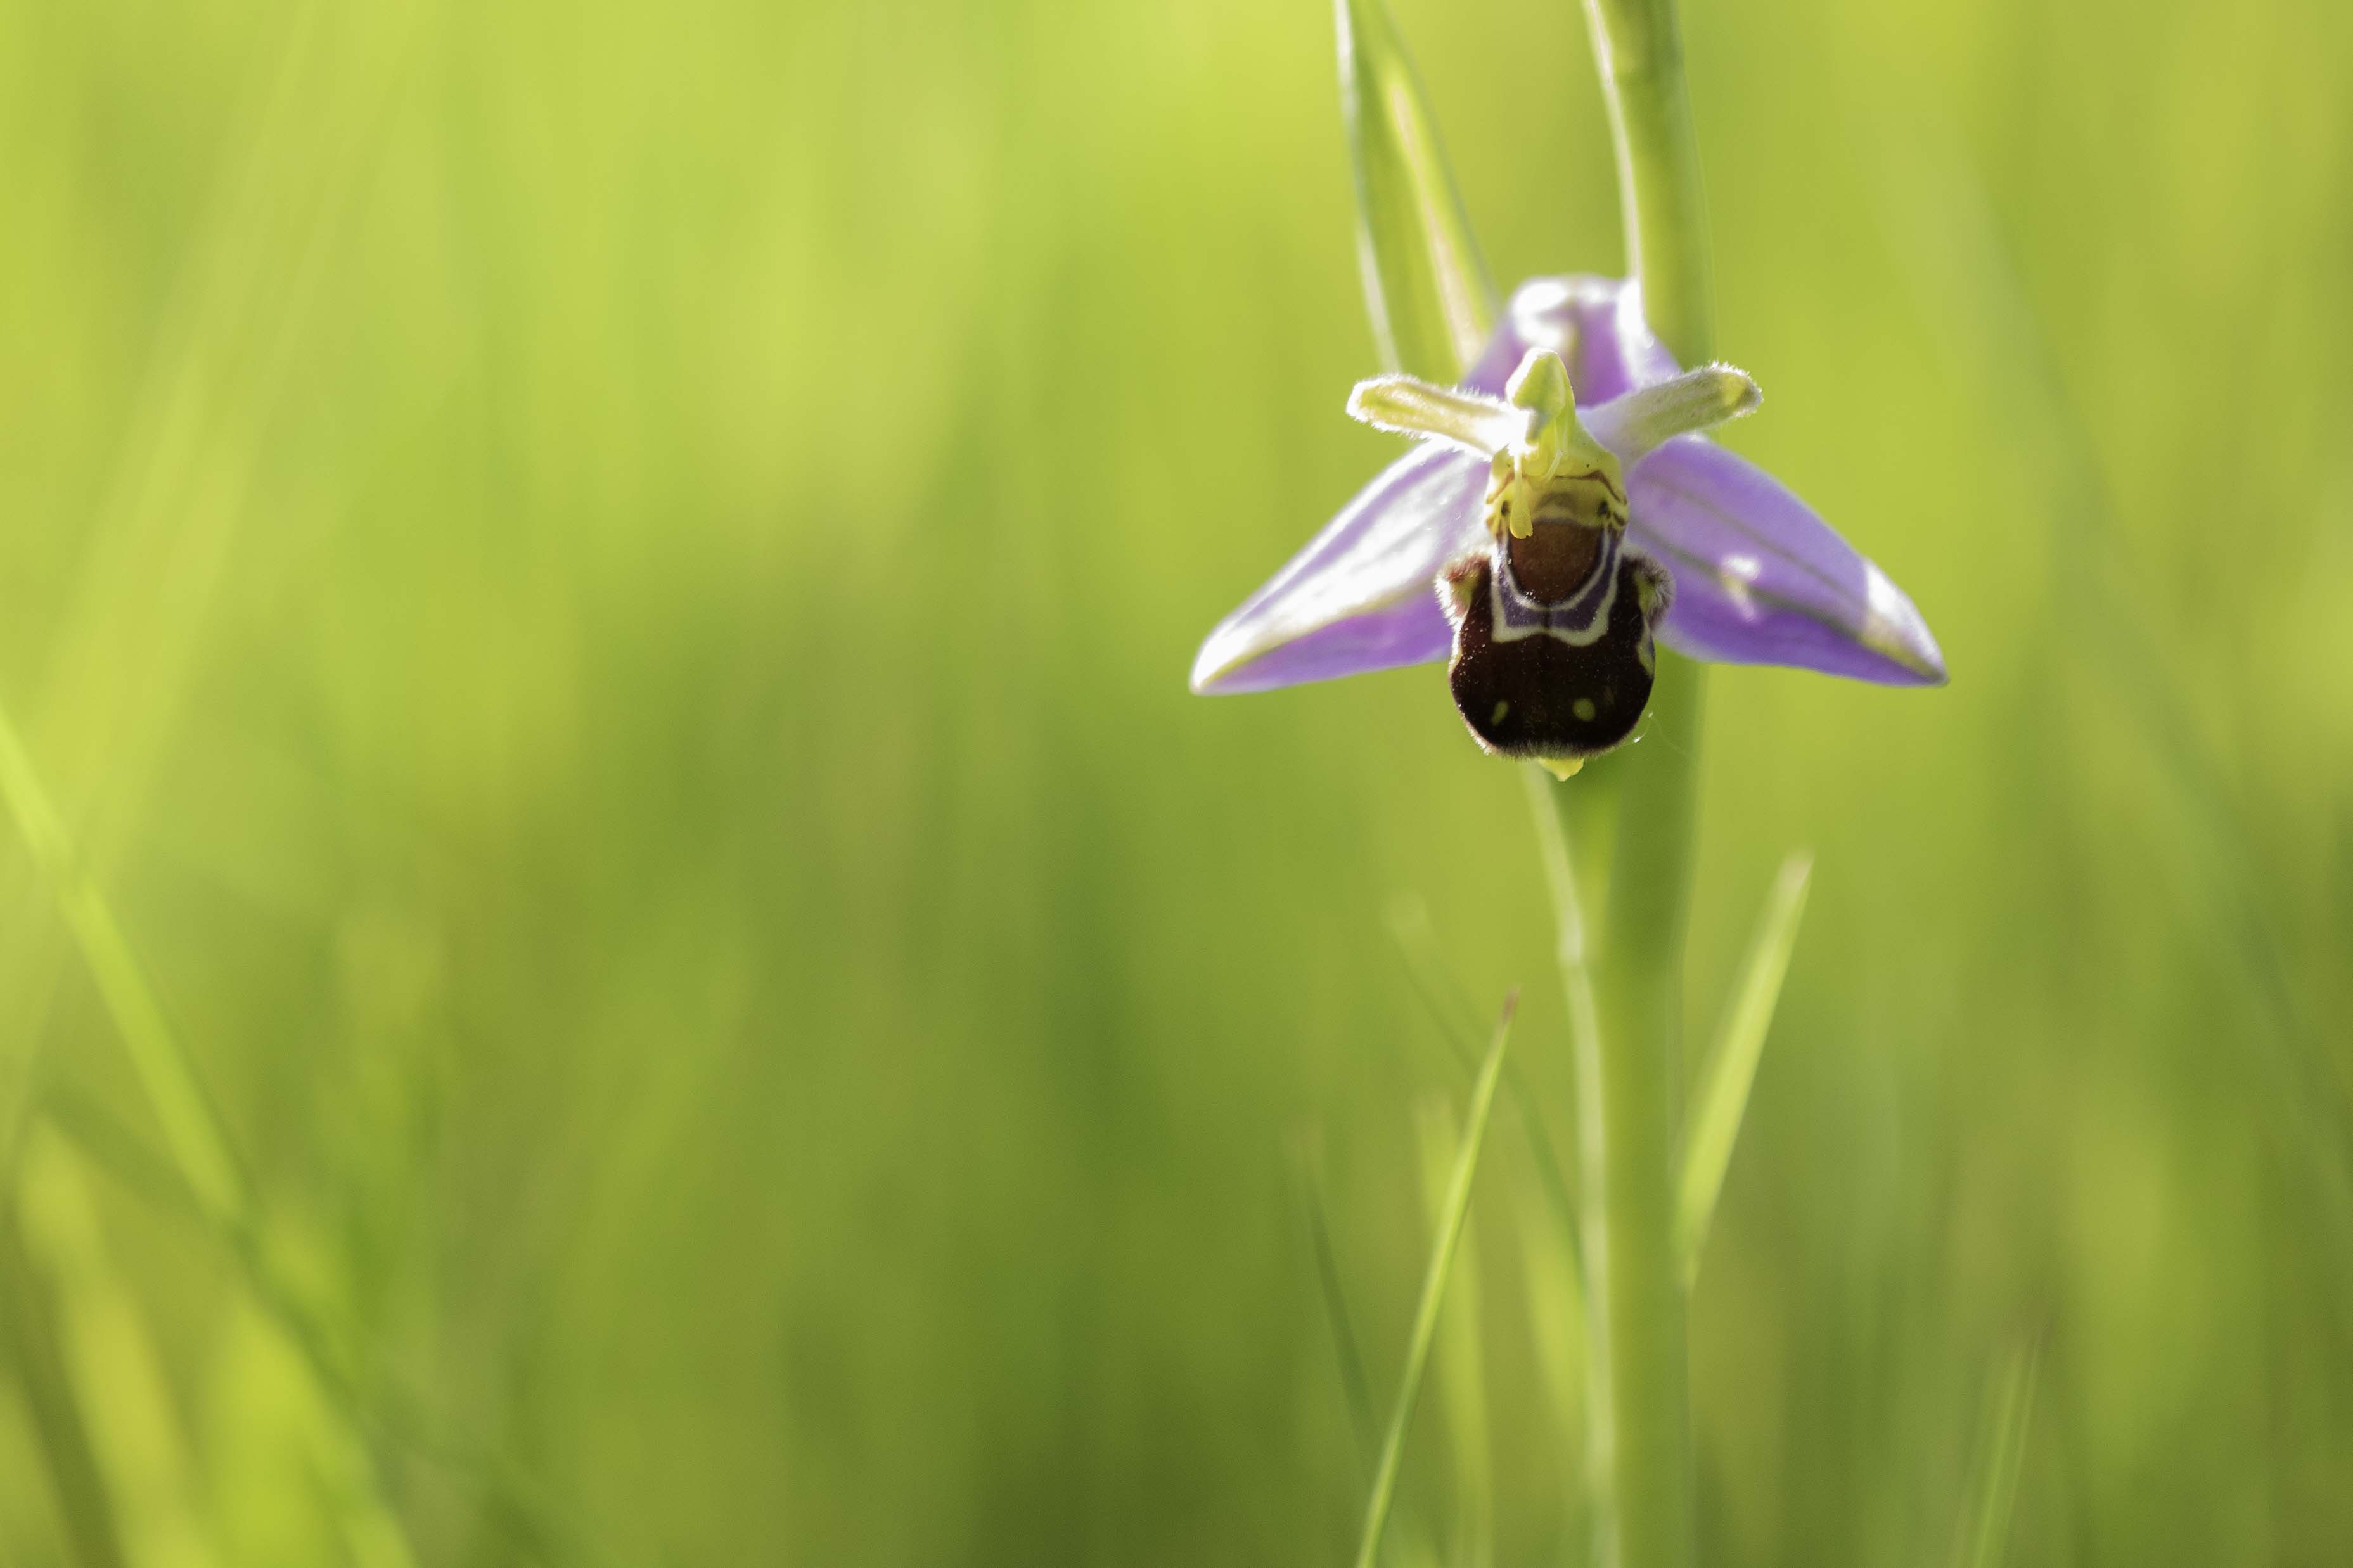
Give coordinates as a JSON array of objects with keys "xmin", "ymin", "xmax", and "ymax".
[
  {"xmin": 1490, "ymin": 700, "xmax": 1510, "ymax": 724},
  {"xmin": 1572, "ymin": 698, "xmax": 1597, "ymax": 722}
]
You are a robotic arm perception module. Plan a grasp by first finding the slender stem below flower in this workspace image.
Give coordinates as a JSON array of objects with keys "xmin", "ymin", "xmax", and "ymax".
[
  {"xmin": 1555, "ymin": 655, "xmax": 1701, "ymax": 1568},
  {"xmin": 1537, "ymin": 1, "xmax": 1715, "ymax": 1564}
]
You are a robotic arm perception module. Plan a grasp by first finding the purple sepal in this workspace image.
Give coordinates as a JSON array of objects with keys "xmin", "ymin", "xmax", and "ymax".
[
  {"xmin": 1630, "ymin": 438, "xmax": 1947, "ymax": 685},
  {"xmin": 1190, "ymin": 442, "xmax": 1485, "ymax": 694},
  {"xmin": 1193, "ymin": 594, "xmax": 1456, "ymax": 695}
]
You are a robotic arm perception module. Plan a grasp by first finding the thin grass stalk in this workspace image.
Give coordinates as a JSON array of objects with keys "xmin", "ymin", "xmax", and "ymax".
[
  {"xmin": 1352, "ymin": 996, "xmax": 1516, "ymax": 1568},
  {"xmin": 1677, "ymin": 852, "xmax": 1812, "ymax": 1286}
]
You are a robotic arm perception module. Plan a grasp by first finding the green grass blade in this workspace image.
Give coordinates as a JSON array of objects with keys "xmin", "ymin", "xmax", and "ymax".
[
  {"xmin": 1415, "ymin": 1098, "xmax": 1492, "ymax": 1568},
  {"xmin": 1335, "ymin": 0, "xmax": 1497, "ymax": 381},
  {"xmin": 0, "ymin": 697, "xmax": 614, "ymax": 1568},
  {"xmin": 16, "ymin": 1130, "xmax": 222, "ymax": 1568},
  {"xmin": 1676, "ymin": 851, "xmax": 1812, "ymax": 1288},
  {"xmin": 1956, "ymin": 1342, "xmax": 2040, "ymax": 1568},
  {"xmin": 1515, "ymin": 1195, "xmax": 1589, "ymax": 1543},
  {"xmin": 1862, "ymin": 100, "xmax": 2353, "ymax": 1304},
  {"xmin": 1387, "ymin": 896, "xmax": 1584, "ymax": 1284},
  {"xmin": 0, "ymin": 706, "xmax": 248, "ymax": 1228},
  {"xmin": 0, "ymin": 1206, "xmax": 131, "ymax": 1568},
  {"xmin": 1353, "ymin": 993, "xmax": 1516, "ymax": 1568},
  {"xmin": 1288, "ymin": 1127, "xmax": 1381, "ymax": 1477}
]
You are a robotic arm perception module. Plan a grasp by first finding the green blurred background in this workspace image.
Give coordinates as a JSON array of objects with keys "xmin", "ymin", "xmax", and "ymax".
[{"xmin": 3, "ymin": 0, "xmax": 2352, "ymax": 1562}]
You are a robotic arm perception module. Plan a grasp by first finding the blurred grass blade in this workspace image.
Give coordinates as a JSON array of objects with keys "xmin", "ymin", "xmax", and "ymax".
[
  {"xmin": 1337, "ymin": 0, "xmax": 1497, "ymax": 380},
  {"xmin": 1415, "ymin": 1098, "xmax": 1492, "ymax": 1568},
  {"xmin": 1861, "ymin": 96, "xmax": 2353, "ymax": 1312},
  {"xmin": 16, "ymin": 1130, "xmax": 222, "ymax": 1568},
  {"xmin": 1383, "ymin": 896, "xmax": 1487, "ymax": 1069},
  {"xmin": 1956, "ymin": 1341, "xmax": 2040, "ymax": 1568},
  {"xmin": 0, "ymin": 704, "xmax": 248, "ymax": 1226},
  {"xmin": 1516, "ymin": 1196, "xmax": 1588, "ymax": 1533},
  {"xmin": 1676, "ymin": 851, "xmax": 1812, "ymax": 1288},
  {"xmin": 44, "ymin": 1081, "xmax": 612, "ymax": 1568},
  {"xmin": 0, "ymin": 1206, "xmax": 131, "ymax": 1568},
  {"xmin": 1354, "ymin": 992, "xmax": 1515, "ymax": 1568},
  {"xmin": 0, "ymin": 699, "xmax": 604, "ymax": 1566},
  {"xmin": 1288, "ymin": 1126, "xmax": 1380, "ymax": 1476},
  {"xmin": 1387, "ymin": 895, "xmax": 1581, "ymax": 1278},
  {"xmin": 0, "ymin": 1, "xmax": 414, "ymax": 1194},
  {"xmin": 205, "ymin": 1297, "xmax": 417, "ymax": 1568}
]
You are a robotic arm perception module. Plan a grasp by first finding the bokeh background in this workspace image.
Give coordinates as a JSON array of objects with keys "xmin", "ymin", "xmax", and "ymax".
[{"xmin": 3, "ymin": 0, "xmax": 2352, "ymax": 1562}]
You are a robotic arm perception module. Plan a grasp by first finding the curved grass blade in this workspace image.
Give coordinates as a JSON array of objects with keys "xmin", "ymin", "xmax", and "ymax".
[
  {"xmin": 1387, "ymin": 895, "xmax": 1582, "ymax": 1277},
  {"xmin": 1954, "ymin": 1341, "xmax": 2040, "ymax": 1568},
  {"xmin": 1336, "ymin": 0, "xmax": 1498, "ymax": 381},
  {"xmin": 1353, "ymin": 993, "xmax": 1516, "ymax": 1568},
  {"xmin": 1676, "ymin": 851, "xmax": 1812, "ymax": 1289}
]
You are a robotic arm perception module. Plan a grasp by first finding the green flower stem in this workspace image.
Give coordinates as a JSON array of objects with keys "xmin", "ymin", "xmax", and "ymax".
[
  {"xmin": 1546, "ymin": 658, "xmax": 1701, "ymax": 1568},
  {"xmin": 1583, "ymin": 0, "xmax": 1714, "ymax": 369},
  {"xmin": 1538, "ymin": 1, "xmax": 1714, "ymax": 1563}
]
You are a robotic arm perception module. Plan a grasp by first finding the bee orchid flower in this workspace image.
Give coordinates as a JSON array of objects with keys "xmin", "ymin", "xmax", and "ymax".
[{"xmin": 1190, "ymin": 276, "xmax": 1946, "ymax": 774}]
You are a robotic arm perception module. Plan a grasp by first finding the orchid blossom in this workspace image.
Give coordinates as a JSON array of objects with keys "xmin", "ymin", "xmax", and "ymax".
[{"xmin": 1191, "ymin": 276, "xmax": 1944, "ymax": 774}]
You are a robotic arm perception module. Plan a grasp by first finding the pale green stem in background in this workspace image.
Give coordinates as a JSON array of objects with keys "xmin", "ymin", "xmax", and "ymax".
[{"xmin": 1534, "ymin": 2, "xmax": 1716, "ymax": 1562}]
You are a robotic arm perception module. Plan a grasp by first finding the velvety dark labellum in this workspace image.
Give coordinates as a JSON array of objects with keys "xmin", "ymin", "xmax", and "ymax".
[{"xmin": 1443, "ymin": 553, "xmax": 1665, "ymax": 759}]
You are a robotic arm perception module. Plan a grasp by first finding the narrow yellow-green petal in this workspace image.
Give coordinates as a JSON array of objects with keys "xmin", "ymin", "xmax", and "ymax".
[
  {"xmin": 1336, "ymin": 0, "xmax": 1497, "ymax": 381},
  {"xmin": 1676, "ymin": 851, "xmax": 1812, "ymax": 1288},
  {"xmin": 1346, "ymin": 374, "xmax": 1522, "ymax": 454}
]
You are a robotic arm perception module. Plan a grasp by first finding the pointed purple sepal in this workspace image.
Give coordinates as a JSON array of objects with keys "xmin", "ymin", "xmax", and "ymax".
[
  {"xmin": 1190, "ymin": 442, "xmax": 1484, "ymax": 694},
  {"xmin": 1630, "ymin": 438, "xmax": 1945, "ymax": 684}
]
